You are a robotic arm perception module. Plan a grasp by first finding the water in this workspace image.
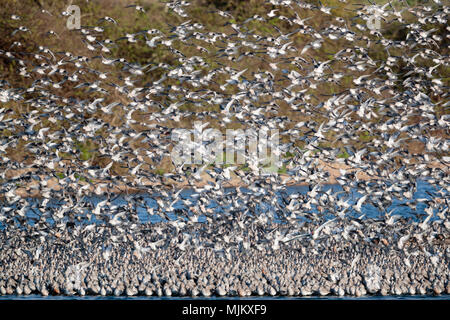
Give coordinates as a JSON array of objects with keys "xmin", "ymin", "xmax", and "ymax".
[
  {"xmin": 0, "ymin": 180, "xmax": 447, "ymax": 300},
  {"xmin": 0, "ymin": 179, "xmax": 445, "ymax": 229},
  {"xmin": 0, "ymin": 294, "xmax": 449, "ymax": 300}
]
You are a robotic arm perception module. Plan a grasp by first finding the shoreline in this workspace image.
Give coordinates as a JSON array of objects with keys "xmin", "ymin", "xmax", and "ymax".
[
  {"xmin": 2, "ymin": 160, "xmax": 448, "ymax": 198},
  {"xmin": 0, "ymin": 222, "xmax": 448, "ymax": 297},
  {"xmin": 1, "ymin": 294, "xmax": 449, "ymax": 300}
]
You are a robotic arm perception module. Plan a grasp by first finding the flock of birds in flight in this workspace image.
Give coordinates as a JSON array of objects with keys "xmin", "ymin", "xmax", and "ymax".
[{"xmin": 0, "ymin": 0, "xmax": 449, "ymax": 257}]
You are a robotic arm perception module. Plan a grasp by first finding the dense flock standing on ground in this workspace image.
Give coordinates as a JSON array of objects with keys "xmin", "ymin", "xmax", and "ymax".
[{"xmin": 0, "ymin": 0, "xmax": 448, "ymax": 296}]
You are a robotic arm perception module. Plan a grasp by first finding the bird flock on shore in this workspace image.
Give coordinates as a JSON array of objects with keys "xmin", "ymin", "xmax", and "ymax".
[{"xmin": 0, "ymin": 0, "xmax": 448, "ymax": 297}]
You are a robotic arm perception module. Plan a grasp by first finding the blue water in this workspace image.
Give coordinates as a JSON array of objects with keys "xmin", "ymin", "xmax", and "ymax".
[
  {"xmin": 0, "ymin": 179, "xmax": 446, "ymax": 229},
  {"xmin": 0, "ymin": 180, "xmax": 447, "ymax": 300}
]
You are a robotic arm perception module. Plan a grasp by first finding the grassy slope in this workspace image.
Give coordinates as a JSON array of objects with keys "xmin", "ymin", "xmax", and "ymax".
[{"xmin": 0, "ymin": 0, "xmax": 448, "ymax": 179}]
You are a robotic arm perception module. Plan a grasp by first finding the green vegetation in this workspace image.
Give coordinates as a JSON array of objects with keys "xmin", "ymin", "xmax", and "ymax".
[
  {"xmin": 154, "ymin": 168, "xmax": 166, "ymax": 176},
  {"xmin": 55, "ymin": 172, "xmax": 65, "ymax": 179},
  {"xmin": 0, "ymin": 0, "xmax": 448, "ymax": 179},
  {"xmin": 337, "ymin": 151, "xmax": 350, "ymax": 159},
  {"xmin": 75, "ymin": 140, "xmax": 97, "ymax": 161},
  {"xmin": 359, "ymin": 131, "xmax": 373, "ymax": 143}
]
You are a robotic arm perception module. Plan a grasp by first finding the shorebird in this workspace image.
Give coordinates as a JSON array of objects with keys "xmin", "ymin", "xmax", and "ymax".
[
  {"xmin": 0, "ymin": 0, "xmax": 448, "ymax": 298},
  {"xmin": 125, "ymin": 4, "xmax": 146, "ymax": 13}
]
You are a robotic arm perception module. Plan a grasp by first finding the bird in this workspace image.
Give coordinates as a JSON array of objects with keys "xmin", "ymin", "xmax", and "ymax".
[
  {"xmin": 125, "ymin": 4, "xmax": 146, "ymax": 13},
  {"xmin": 0, "ymin": 0, "xmax": 448, "ymax": 299}
]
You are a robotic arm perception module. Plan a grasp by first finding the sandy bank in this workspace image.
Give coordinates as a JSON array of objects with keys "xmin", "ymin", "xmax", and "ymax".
[{"xmin": 3, "ymin": 160, "xmax": 448, "ymax": 198}]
